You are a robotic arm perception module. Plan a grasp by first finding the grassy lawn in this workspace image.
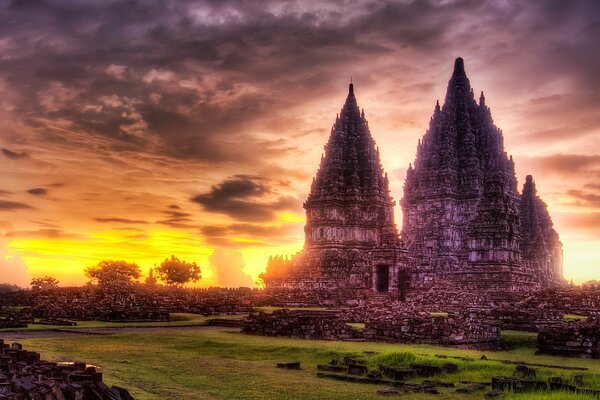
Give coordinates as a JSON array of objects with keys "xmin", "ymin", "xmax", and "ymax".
[
  {"xmin": 3, "ymin": 329, "xmax": 600, "ymax": 400},
  {"xmin": 564, "ymin": 314, "xmax": 588, "ymax": 322},
  {"xmin": 0, "ymin": 313, "xmax": 243, "ymax": 332}
]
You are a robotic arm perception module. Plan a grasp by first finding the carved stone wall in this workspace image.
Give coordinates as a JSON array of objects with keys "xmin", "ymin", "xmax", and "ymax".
[
  {"xmin": 402, "ymin": 58, "xmax": 563, "ymax": 290},
  {"xmin": 262, "ymin": 84, "xmax": 407, "ymax": 293}
]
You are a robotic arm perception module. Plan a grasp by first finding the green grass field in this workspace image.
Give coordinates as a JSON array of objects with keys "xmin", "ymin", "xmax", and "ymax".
[{"xmin": 4, "ymin": 325, "xmax": 600, "ymax": 400}]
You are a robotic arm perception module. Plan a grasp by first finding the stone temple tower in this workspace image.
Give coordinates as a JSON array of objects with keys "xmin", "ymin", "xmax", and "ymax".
[
  {"xmin": 402, "ymin": 58, "xmax": 563, "ymax": 291},
  {"xmin": 519, "ymin": 175, "xmax": 564, "ymax": 283},
  {"xmin": 262, "ymin": 83, "xmax": 408, "ymax": 294}
]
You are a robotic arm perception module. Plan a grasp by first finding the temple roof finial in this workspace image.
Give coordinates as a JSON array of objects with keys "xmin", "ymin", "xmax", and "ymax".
[
  {"xmin": 453, "ymin": 57, "xmax": 465, "ymax": 75},
  {"xmin": 349, "ymin": 80, "xmax": 354, "ymax": 96}
]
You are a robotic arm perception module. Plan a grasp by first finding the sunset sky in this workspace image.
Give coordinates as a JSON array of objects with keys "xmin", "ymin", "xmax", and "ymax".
[{"xmin": 1, "ymin": 0, "xmax": 600, "ymax": 287}]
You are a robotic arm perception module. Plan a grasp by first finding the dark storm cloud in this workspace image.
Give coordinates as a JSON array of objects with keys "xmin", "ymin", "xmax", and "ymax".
[
  {"xmin": 1, "ymin": 148, "xmax": 28, "ymax": 159},
  {"xmin": 0, "ymin": 1, "xmax": 507, "ymax": 160},
  {"xmin": 192, "ymin": 175, "xmax": 299, "ymax": 221},
  {"xmin": 0, "ymin": 0, "xmax": 598, "ymax": 164},
  {"xmin": 156, "ymin": 209, "xmax": 196, "ymax": 229},
  {"xmin": 0, "ymin": 200, "xmax": 33, "ymax": 211},
  {"xmin": 27, "ymin": 188, "xmax": 48, "ymax": 196}
]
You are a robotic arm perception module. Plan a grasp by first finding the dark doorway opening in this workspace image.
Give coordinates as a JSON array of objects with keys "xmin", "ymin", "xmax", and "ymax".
[
  {"xmin": 375, "ymin": 265, "xmax": 389, "ymax": 292},
  {"xmin": 397, "ymin": 270, "xmax": 410, "ymax": 301}
]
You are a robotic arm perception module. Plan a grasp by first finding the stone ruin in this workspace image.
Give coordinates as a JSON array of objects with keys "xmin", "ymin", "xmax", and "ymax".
[
  {"xmin": 0, "ymin": 309, "xmax": 33, "ymax": 330},
  {"xmin": 0, "ymin": 339, "xmax": 134, "ymax": 400},
  {"xmin": 261, "ymin": 82, "xmax": 407, "ymax": 295},
  {"xmin": 0, "ymin": 286, "xmax": 258, "ymax": 326},
  {"xmin": 242, "ymin": 310, "xmax": 360, "ymax": 341},
  {"xmin": 537, "ymin": 318, "xmax": 600, "ymax": 358},
  {"xmin": 242, "ymin": 308, "xmax": 504, "ymax": 349},
  {"xmin": 361, "ymin": 311, "xmax": 502, "ymax": 349},
  {"xmin": 301, "ymin": 351, "xmax": 600, "ymax": 397},
  {"xmin": 262, "ymin": 57, "xmax": 564, "ymax": 299}
]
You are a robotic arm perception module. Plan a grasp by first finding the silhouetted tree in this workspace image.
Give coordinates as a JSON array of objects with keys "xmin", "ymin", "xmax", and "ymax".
[
  {"xmin": 156, "ymin": 256, "xmax": 200, "ymax": 287},
  {"xmin": 85, "ymin": 260, "xmax": 141, "ymax": 288},
  {"xmin": 30, "ymin": 276, "xmax": 59, "ymax": 291}
]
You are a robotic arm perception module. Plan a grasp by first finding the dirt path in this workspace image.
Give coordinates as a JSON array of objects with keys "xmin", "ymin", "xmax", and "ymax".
[{"xmin": 1, "ymin": 325, "xmax": 239, "ymax": 340}]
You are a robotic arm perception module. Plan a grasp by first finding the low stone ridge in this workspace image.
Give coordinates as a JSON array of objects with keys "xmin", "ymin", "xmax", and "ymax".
[
  {"xmin": 537, "ymin": 318, "xmax": 600, "ymax": 358},
  {"xmin": 242, "ymin": 310, "xmax": 360, "ymax": 340},
  {"xmin": 0, "ymin": 309, "xmax": 32, "ymax": 329},
  {"xmin": 0, "ymin": 286, "xmax": 259, "ymax": 325},
  {"xmin": 0, "ymin": 339, "xmax": 134, "ymax": 400},
  {"xmin": 362, "ymin": 311, "xmax": 503, "ymax": 349}
]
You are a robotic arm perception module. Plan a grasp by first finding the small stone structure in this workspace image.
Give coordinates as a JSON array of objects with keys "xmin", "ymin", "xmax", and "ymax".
[
  {"xmin": 537, "ymin": 318, "xmax": 600, "ymax": 358},
  {"xmin": 242, "ymin": 310, "xmax": 359, "ymax": 340},
  {"xmin": 0, "ymin": 339, "xmax": 134, "ymax": 399},
  {"xmin": 363, "ymin": 311, "xmax": 502, "ymax": 348},
  {"xmin": 0, "ymin": 309, "xmax": 33, "ymax": 329}
]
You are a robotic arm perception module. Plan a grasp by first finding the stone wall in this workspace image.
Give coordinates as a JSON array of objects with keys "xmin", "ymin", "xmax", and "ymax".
[
  {"xmin": 363, "ymin": 311, "xmax": 502, "ymax": 348},
  {"xmin": 0, "ymin": 286, "xmax": 257, "ymax": 322},
  {"xmin": 242, "ymin": 309, "xmax": 360, "ymax": 340},
  {"xmin": 0, "ymin": 339, "xmax": 134, "ymax": 399},
  {"xmin": 537, "ymin": 318, "xmax": 600, "ymax": 358}
]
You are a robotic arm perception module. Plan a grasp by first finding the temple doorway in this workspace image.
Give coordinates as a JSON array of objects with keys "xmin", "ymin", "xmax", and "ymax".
[{"xmin": 375, "ymin": 265, "xmax": 389, "ymax": 292}]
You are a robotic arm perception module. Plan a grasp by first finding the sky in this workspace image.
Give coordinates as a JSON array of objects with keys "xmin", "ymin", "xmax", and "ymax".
[{"xmin": 1, "ymin": 0, "xmax": 600, "ymax": 287}]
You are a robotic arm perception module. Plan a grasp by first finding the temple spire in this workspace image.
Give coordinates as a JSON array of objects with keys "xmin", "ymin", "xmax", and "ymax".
[
  {"xmin": 453, "ymin": 57, "xmax": 465, "ymax": 75},
  {"xmin": 523, "ymin": 175, "xmax": 537, "ymax": 196},
  {"xmin": 444, "ymin": 57, "xmax": 473, "ymax": 107}
]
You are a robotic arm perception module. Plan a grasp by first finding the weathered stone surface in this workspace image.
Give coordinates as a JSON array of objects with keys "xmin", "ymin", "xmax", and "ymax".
[
  {"xmin": 536, "ymin": 318, "xmax": 600, "ymax": 358},
  {"xmin": 242, "ymin": 310, "xmax": 360, "ymax": 340},
  {"xmin": 402, "ymin": 57, "xmax": 563, "ymax": 291},
  {"xmin": 520, "ymin": 176, "xmax": 563, "ymax": 283},
  {"xmin": 261, "ymin": 83, "xmax": 407, "ymax": 295},
  {"xmin": 362, "ymin": 310, "xmax": 502, "ymax": 349},
  {"xmin": 0, "ymin": 339, "xmax": 134, "ymax": 400}
]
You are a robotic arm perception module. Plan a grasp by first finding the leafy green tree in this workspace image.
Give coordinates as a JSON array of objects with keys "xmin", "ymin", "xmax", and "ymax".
[
  {"xmin": 85, "ymin": 260, "xmax": 141, "ymax": 287},
  {"xmin": 30, "ymin": 276, "xmax": 59, "ymax": 291},
  {"xmin": 156, "ymin": 256, "xmax": 201, "ymax": 287}
]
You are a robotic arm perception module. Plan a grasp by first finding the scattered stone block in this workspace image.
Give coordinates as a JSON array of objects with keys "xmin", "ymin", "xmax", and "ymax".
[{"xmin": 276, "ymin": 362, "xmax": 300, "ymax": 370}]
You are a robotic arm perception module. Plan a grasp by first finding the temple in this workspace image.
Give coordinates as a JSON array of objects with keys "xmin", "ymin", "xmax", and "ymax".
[
  {"xmin": 261, "ymin": 83, "xmax": 408, "ymax": 295},
  {"xmin": 262, "ymin": 58, "xmax": 563, "ymax": 296}
]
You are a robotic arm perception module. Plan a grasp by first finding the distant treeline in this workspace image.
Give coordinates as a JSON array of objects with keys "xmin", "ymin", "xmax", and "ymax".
[{"xmin": 0, "ymin": 283, "xmax": 22, "ymax": 293}]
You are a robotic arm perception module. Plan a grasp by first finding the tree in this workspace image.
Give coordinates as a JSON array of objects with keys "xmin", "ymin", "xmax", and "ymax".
[
  {"xmin": 85, "ymin": 260, "xmax": 141, "ymax": 288},
  {"xmin": 156, "ymin": 256, "xmax": 200, "ymax": 287},
  {"xmin": 30, "ymin": 276, "xmax": 59, "ymax": 291}
]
